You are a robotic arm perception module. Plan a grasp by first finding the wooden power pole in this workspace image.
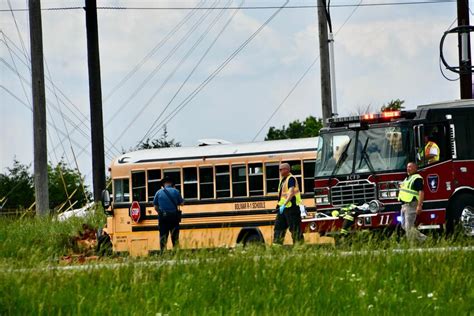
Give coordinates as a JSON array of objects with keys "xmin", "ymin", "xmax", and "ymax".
[
  {"xmin": 457, "ymin": 0, "xmax": 472, "ymax": 99},
  {"xmin": 29, "ymin": 0, "xmax": 49, "ymax": 216},
  {"xmin": 317, "ymin": 0, "xmax": 333, "ymax": 126},
  {"xmin": 85, "ymin": 0, "xmax": 106, "ymax": 201}
]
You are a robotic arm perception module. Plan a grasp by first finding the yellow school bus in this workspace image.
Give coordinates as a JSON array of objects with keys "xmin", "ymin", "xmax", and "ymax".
[{"xmin": 104, "ymin": 137, "xmax": 332, "ymax": 255}]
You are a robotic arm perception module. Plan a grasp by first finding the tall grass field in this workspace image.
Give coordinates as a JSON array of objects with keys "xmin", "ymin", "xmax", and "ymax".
[{"xmin": 0, "ymin": 214, "xmax": 473, "ymax": 315}]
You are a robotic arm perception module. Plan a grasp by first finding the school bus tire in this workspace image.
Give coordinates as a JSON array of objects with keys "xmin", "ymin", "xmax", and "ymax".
[{"xmin": 237, "ymin": 228, "xmax": 264, "ymax": 246}]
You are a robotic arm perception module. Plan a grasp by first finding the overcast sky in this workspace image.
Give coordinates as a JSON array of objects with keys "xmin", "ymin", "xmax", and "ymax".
[{"xmin": 0, "ymin": 0, "xmax": 463, "ymax": 185}]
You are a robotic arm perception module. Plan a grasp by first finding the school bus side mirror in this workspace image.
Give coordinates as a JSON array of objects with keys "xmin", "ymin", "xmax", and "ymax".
[{"xmin": 101, "ymin": 189, "xmax": 111, "ymax": 209}]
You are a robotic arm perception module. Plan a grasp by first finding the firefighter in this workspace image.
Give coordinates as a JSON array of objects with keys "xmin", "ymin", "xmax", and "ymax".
[
  {"xmin": 424, "ymin": 135, "xmax": 440, "ymax": 164},
  {"xmin": 331, "ymin": 204, "xmax": 360, "ymax": 236},
  {"xmin": 398, "ymin": 162, "xmax": 427, "ymax": 243},
  {"xmin": 273, "ymin": 163, "xmax": 304, "ymax": 244}
]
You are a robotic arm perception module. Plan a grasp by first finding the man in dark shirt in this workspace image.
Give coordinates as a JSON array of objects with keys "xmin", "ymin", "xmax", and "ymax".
[
  {"xmin": 153, "ymin": 177, "xmax": 184, "ymax": 251},
  {"xmin": 398, "ymin": 162, "xmax": 426, "ymax": 243}
]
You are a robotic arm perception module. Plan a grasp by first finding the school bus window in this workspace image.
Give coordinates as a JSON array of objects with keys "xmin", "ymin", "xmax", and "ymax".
[
  {"xmin": 216, "ymin": 165, "xmax": 231, "ymax": 198},
  {"xmin": 199, "ymin": 167, "xmax": 214, "ymax": 199},
  {"xmin": 147, "ymin": 169, "xmax": 162, "ymax": 201},
  {"xmin": 163, "ymin": 169, "xmax": 182, "ymax": 192},
  {"xmin": 288, "ymin": 160, "xmax": 303, "ymax": 190},
  {"xmin": 232, "ymin": 165, "xmax": 247, "ymax": 197},
  {"xmin": 183, "ymin": 167, "xmax": 198, "ymax": 199},
  {"xmin": 265, "ymin": 163, "xmax": 279, "ymax": 194},
  {"xmin": 265, "ymin": 163, "xmax": 280, "ymax": 194},
  {"xmin": 131, "ymin": 171, "xmax": 146, "ymax": 202},
  {"xmin": 248, "ymin": 163, "xmax": 264, "ymax": 196},
  {"xmin": 303, "ymin": 160, "xmax": 316, "ymax": 193},
  {"xmin": 113, "ymin": 178, "xmax": 130, "ymax": 202}
]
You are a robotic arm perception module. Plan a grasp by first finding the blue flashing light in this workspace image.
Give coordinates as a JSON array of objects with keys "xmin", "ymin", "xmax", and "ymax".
[
  {"xmin": 430, "ymin": 214, "xmax": 436, "ymax": 219},
  {"xmin": 396, "ymin": 216, "xmax": 402, "ymax": 223}
]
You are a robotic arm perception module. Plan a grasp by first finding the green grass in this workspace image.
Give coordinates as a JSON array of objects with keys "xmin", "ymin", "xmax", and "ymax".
[
  {"xmin": 0, "ymin": 214, "xmax": 473, "ymax": 315},
  {"xmin": 0, "ymin": 209, "xmax": 106, "ymax": 267}
]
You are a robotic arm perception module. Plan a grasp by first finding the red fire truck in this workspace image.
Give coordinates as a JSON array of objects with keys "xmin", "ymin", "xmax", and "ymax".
[{"xmin": 302, "ymin": 99, "xmax": 474, "ymax": 236}]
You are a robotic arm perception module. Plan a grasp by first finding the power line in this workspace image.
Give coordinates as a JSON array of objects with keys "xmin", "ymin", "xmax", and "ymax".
[
  {"xmin": 0, "ymin": 0, "xmax": 457, "ymax": 12},
  {"xmin": 145, "ymin": 0, "xmax": 291, "ymax": 141},
  {"xmin": 111, "ymin": 0, "xmax": 226, "ymax": 145},
  {"xmin": 252, "ymin": 0, "xmax": 364, "ymax": 141},
  {"xmin": 1, "ymin": 31, "xmax": 122, "ymax": 157},
  {"xmin": 139, "ymin": 0, "xmax": 244, "ymax": 145},
  {"xmin": 0, "ymin": 85, "xmax": 103, "ymax": 159},
  {"xmin": 105, "ymin": 1, "xmax": 217, "ymax": 128},
  {"xmin": 439, "ymin": 17, "xmax": 459, "ymax": 81},
  {"xmin": 0, "ymin": 56, "xmax": 115, "ymax": 161},
  {"xmin": 103, "ymin": 0, "xmax": 206, "ymax": 102},
  {"xmin": 252, "ymin": 58, "xmax": 319, "ymax": 141}
]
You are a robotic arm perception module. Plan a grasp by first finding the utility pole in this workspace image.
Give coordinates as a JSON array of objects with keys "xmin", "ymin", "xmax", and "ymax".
[
  {"xmin": 29, "ymin": 0, "xmax": 49, "ymax": 216},
  {"xmin": 317, "ymin": 0, "xmax": 332, "ymax": 125},
  {"xmin": 457, "ymin": 0, "xmax": 472, "ymax": 99},
  {"xmin": 85, "ymin": 0, "xmax": 106, "ymax": 201}
]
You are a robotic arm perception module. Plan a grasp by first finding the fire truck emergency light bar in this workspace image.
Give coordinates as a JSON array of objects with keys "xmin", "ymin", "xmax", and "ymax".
[{"xmin": 327, "ymin": 111, "xmax": 402, "ymax": 125}]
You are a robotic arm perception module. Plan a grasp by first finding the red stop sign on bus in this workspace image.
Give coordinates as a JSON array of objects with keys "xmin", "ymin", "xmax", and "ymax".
[{"xmin": 130, "ymin": 201, "xmax": 141, "ymax": 223}]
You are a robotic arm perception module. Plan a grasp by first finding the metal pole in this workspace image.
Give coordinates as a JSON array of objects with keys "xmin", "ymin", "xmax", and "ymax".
[
  {"xmin": 328, "ymin": 32, "xmax": 338, "ymax": 116},
  {"xmin": 85, "ymin": 0, "xmax": 106, "ymax": 201},
  {"xmin": 29, "ymin": 0, "xmax": 50, "ymax": 216},
  {"xmin": 457, "ymin": 0, "xmax": 472, "ymax": 99},
  {"xmin": 317, "ymin": 0, "xmax": 332, "ymax": 126}
]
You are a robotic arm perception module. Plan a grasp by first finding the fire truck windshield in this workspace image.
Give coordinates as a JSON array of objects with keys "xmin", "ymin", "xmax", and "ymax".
[{"xmin": 315, "ymin": 126, "xmax": 411, "ymax": 177}]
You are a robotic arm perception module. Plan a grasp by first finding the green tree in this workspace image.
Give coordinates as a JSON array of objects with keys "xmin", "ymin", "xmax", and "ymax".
[
  {"xmin": 381, "ymin": 99, "xmax": 405, "ymax": 112},
  {"xmin": 265, "ymin": 116, "xmax": 323, "ymax": 141},
  {"xmin": 48, "ymin": 162, "xmax": 91, "ymax": 212},
  {"xmin": 136, "ymin": 126, "xmax": 181, "ymax": 150},
  {"xmin": 0, "ymin": 160, "xmax": 91, "ymax": 213},
  {"xmin": 0, "ymin": 160, "xmax": 35, "ymax": 210}
]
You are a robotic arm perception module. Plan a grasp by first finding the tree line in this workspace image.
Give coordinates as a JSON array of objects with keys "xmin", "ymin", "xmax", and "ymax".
[{"xmin": 0, "ymin": 160, "xmax": 90, "ymax": 212}]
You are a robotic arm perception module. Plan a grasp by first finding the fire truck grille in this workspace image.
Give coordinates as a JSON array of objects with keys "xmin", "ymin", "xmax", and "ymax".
[{"xmin": 331, "ymin": 180, "xmax": 376, "ymax": 206}]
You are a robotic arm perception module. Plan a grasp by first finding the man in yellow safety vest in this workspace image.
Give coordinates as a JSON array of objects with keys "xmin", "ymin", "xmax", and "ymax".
[
  {"xmin": 273, "ymin": 163, "xmax": 304, "ymax": 244},
  {"xmin": 398, "ymin": 162, "xmax": 427, "ymax": 243},
  {"xmin": 424, "ymin": 135, "xmax": 440, "ymax": 165}
]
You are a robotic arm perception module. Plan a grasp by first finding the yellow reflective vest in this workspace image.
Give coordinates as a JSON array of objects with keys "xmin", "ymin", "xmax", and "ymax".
[
  {"xmin": 398, "ymin": 174, "xmax": 423, "ymax": 203},
  {"xmin": 277, "ymin": 174, "xmax": 302, "ymax": 207},
  {"xmin": 425, "ymin": 141, "xmax": 440, "ymax": 164}
]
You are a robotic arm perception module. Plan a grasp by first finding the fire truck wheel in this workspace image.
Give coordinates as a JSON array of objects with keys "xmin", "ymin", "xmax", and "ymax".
[{"xmin": 446, "ymin": 193, "xmax": 474, "ymax": 236}]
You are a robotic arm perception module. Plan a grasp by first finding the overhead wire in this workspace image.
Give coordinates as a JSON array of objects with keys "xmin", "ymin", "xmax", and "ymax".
[
  {"xmin": 144, "ymin": 0, "xmax": 291, "ymax": 141},
  {"xmin": 0, "ymin": 84, "xmax": 97, "ymax": 157},
  {"xmin": 103, "ymin": 0, "xmax": 206, "ymax": 103},
  {"xmin": 139, "ymin": 0, "xmax": 245, "ymax": 145},
  {"xmin": 116, "ymin": 0, "xmax": 235, "ymax": 146},
  {"xmin": 252, "ymin": 0, "xmax": 365, "ymax": 141},
  {"xmin": 0, "ymin": 56, "xmax": 115, "ymax": 161},
  {"xmin": 0, "ymin": 0, "xmax": 458, "ymax": 13},
  {"xmin": 4, "ymin": 2, "xmax": 64, "ymax": 178},
  {"xmin": 0, "ymin": 52, "xmax": 112, "ymax": 161},
  {"xmin": 105, "ymin": 0, "xmax": 216, "ymax": 128},
  {"xmin": 0, "ymin": 31, "xmax": 121, "ymax": 157},
  {"xmin": 114, "ymin": 0, "xmax": 230, "ymax": 145},
  {"xmin": 439, "ymin": 17, "xmax": 459, "ymax": 81}
]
